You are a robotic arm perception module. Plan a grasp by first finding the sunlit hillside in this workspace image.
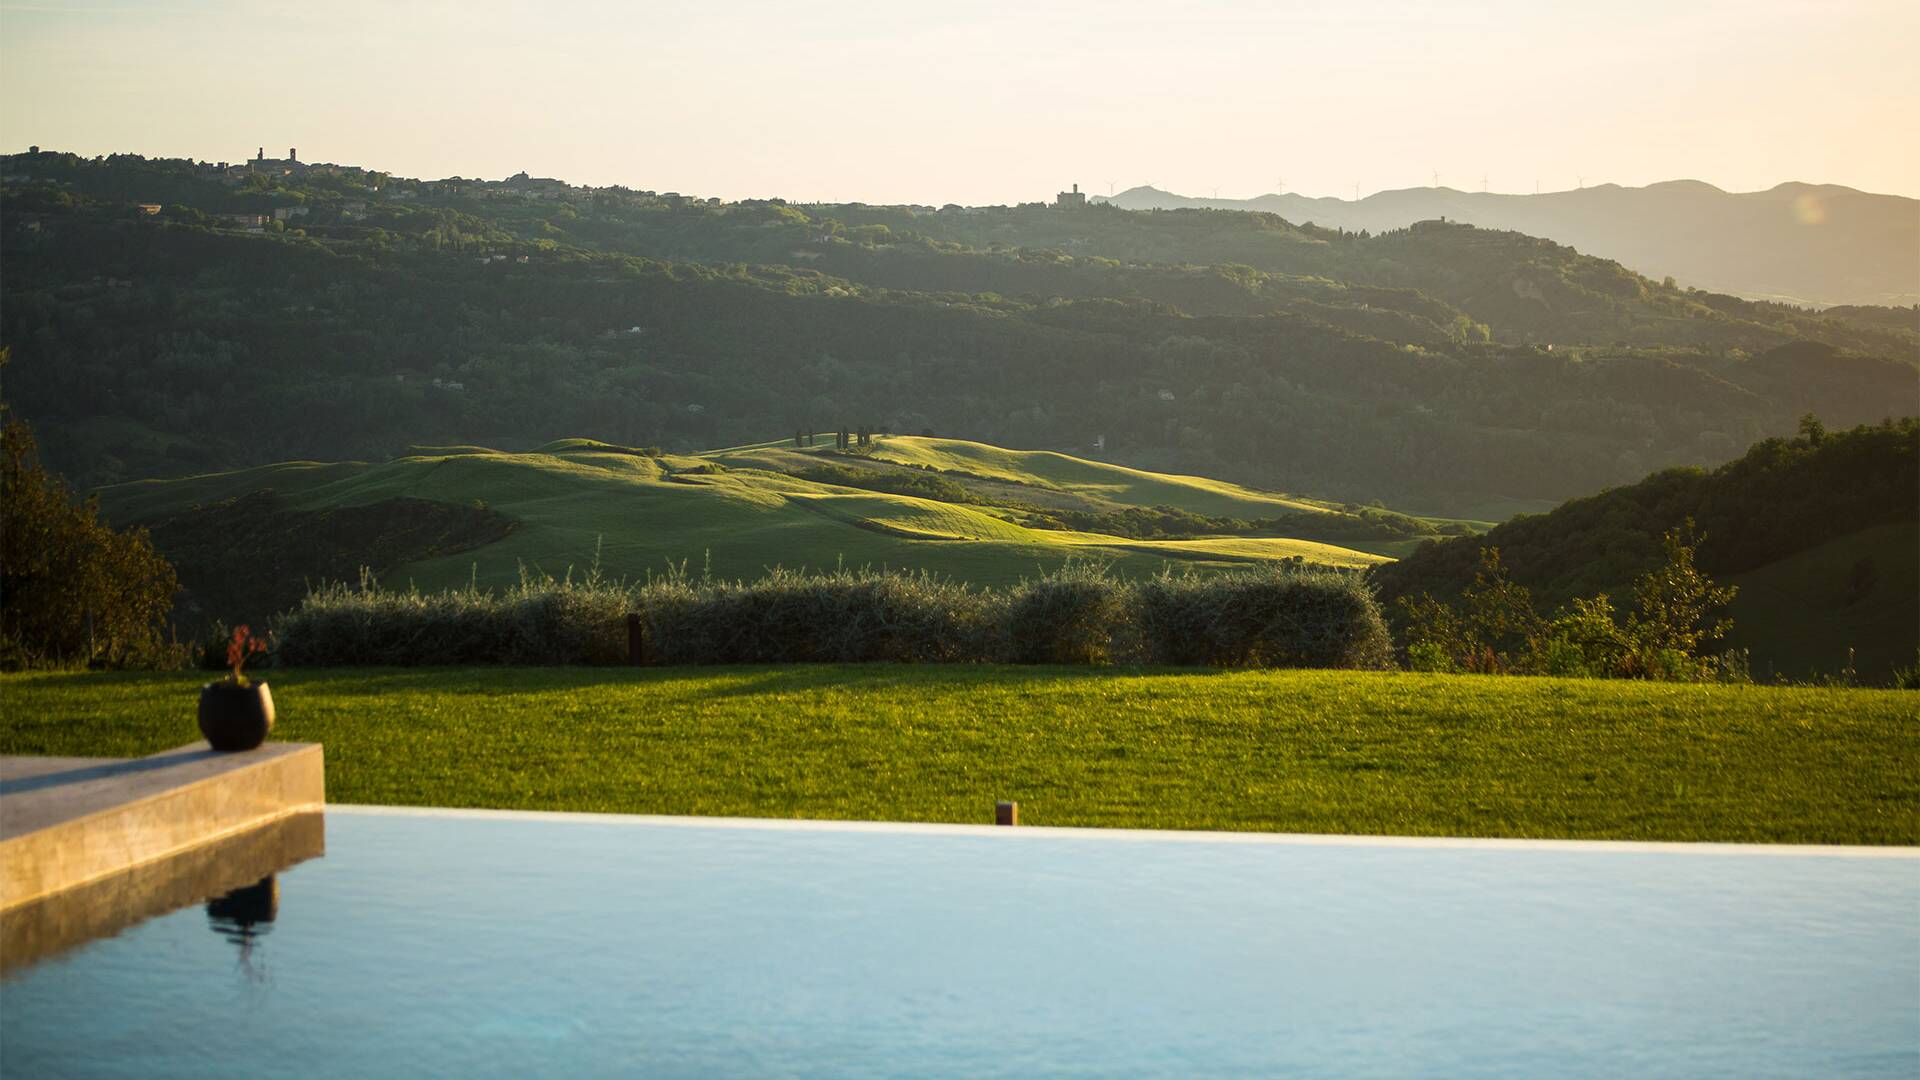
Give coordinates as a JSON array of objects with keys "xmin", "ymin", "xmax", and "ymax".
[{"xmin": 101, "ymin": 435, "xmax": 1419, "ymax": 627}]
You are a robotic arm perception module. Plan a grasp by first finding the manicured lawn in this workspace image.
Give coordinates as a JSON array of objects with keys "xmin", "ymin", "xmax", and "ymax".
[{"xmin": 3, "ymin": 666, "xmax": 1914, "ymax": 844}]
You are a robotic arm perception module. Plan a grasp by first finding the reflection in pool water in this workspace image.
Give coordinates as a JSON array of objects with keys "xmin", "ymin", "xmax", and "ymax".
[
  {"xmin": 1, "ymin": 808, "xmax": 1915, "ymax": 1078},
  {"xmin": 206, "ymin": 876, "xmax": 278, "ymax": 983}
]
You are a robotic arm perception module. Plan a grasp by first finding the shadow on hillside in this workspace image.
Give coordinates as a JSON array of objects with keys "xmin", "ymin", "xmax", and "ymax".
[
  {"xmin": 680, "ymin": 663, "xmax": 1220, "ymax": 699},
  {"xmin": 7, "ymin": 663, "xmax": 1238, "ymax": 699},
  {"xmin": 289, "ymin": 663, "xmax": 1224, "ymax": 700},
  {"xmin": 2, "ymin": 670, "xmax": 203, "ymax": 689}
]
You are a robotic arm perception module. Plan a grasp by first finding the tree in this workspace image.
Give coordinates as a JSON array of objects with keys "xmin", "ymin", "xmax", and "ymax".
[
  {"xmin": 1626, "ymin": 519, "xmax": 1736, "ymax": 667},
  {"xmin": 1401, "ymin": 528, "xmax": 1737, "ymax": 682},
  {"xmin": 1401, "ymin": 547, "xmax": 1541, "ymax": 673},
  {"xmin": 1528, "ymin": 594, "xmax": 1634, "ymax": 678},
  {"xmin": 1, "ymin": 395, "xmax": 179, "ymax": 668},
  {"xmin": 1798, "ymin": 413, "xmax": 1826, "ymax": 446}
]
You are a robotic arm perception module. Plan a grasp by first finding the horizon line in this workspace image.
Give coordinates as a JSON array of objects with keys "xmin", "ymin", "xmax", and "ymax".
[{"xmin": 2, "ymin": 144, "xmax": 1913, "ymax": 207}]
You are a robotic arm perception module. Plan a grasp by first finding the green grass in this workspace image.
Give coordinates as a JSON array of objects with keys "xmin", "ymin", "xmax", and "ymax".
[
  {"xmin": 5, "ymin": 667, "xmax": 1913, "ymax": 844},
  {"xmin": 1725, "ymin": 521, "xmax": 1920, "ymax": 685},
  {"xmin": 837, "ymin": 435, "xmax": 1336, "ymax": 516},
  {"xmin": 99, "ymin": 436, "xmax": 1388, "ymax": 591},
  {"xmin": 787, "ymin": 490, "xmax": 1383, "ymax": 567}
]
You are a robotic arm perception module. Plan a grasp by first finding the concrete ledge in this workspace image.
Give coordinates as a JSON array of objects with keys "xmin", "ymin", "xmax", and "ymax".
[
  {"xmin": 0, "ymin": 742, "xmax": 325, "ymax": 911},
  {"xmin": 1, "ymin": 810, "xmax": 325, "ymax": 975}
]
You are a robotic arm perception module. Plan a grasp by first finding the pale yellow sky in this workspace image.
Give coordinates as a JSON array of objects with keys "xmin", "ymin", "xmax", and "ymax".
[{"xmin": 3, "ymin": 0, "xmax": 1915, "ymax": 203}]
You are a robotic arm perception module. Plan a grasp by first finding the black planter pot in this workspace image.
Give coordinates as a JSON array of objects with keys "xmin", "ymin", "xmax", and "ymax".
[{"xmin": 198, "ymin": 681, "xmax": 275, "ymax": 752}]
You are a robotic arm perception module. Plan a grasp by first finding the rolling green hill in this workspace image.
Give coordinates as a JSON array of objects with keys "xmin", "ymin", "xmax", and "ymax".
[
  {"xmin": 712, "ymin": 436, "xmax": 1334, "ymax": 517},
  {"xmin": 1372, "ymin": 419, "xmax": 1919, "ymax": 683},
  {"xmin": 1723, "ymin": 522, "xmax": 1919, "ymax": 684},
  {"xmin": 103, "ymin": 435, "xmax": 1397, "ymax": 627}
]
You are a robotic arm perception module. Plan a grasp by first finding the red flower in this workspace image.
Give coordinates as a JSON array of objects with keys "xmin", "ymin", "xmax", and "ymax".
[{"xmin": 227, "ymin": 625, "xmax": 267, "ymax": 682}]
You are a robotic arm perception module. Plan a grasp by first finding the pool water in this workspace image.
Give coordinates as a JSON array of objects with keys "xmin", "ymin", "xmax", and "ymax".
[{"xmin": 3, "ymin": 808, "xmax": 1916, "ymax": 1078}]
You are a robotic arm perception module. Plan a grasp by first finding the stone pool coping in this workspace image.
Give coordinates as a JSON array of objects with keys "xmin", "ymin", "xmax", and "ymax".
[
  {"xmin": 0, "ymin": 742, "xmax": 325, "ymax": 911},
  {"xmin": 0, "ymin": 810, "xmax": 325, "ymax": 975}
]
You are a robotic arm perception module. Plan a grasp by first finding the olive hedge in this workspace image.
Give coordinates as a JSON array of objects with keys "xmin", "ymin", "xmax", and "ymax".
[{"xmin": 273, "ymin": 564, "xmax": 1391, "ymax": 670}]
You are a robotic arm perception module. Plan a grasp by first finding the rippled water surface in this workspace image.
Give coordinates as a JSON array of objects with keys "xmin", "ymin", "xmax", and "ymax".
[{"xmin": 4, "ymin": 809, "xmax": 1916, "ymax": 1078}]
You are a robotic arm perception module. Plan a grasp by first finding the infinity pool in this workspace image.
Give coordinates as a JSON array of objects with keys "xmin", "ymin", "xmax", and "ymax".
[{"xmin": 4, "ymin": 808, "xmax": 1916, "ymax": 1078}]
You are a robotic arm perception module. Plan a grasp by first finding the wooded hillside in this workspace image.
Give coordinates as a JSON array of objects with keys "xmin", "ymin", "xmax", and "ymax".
[{"xmin": 4, "ymin": 151, "xmax": 1913, "ymax": 517}]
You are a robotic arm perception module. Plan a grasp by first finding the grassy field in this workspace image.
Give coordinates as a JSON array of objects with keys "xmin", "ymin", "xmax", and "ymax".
[
  {"xmin": 4, "ymin": 667, "xmax": 1913, "ymax": 845},
  {"xmin": 1725, "ymin": 521, "xmax": 1919, "ymax": 685},
  {"xmin": 815, "ymin": 436, "xmax": 1332, "ymax": 516},
  {"xmin": 98, "ymin": 436, "xmax": 1394, "ymax": 591}
]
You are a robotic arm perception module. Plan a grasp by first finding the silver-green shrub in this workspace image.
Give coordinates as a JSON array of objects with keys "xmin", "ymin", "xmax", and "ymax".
[
  {"xmin": 275, "ymin": 564, "xmax": 1391, "ymax": 669},
  {"xmin": 275, "ymin": 569, "xmax": 627, "ymax": 666},
  {"xmin": 1134, "ymin": 566, "xmax": 1392, "ymax": 669},
  {"xmin": 1005, "ymin": 562, "xmax": 1131, "ymax": 665},
  {"xmin": 634, "ymin": 567, "xmax": 1003, "ymax": 664}
]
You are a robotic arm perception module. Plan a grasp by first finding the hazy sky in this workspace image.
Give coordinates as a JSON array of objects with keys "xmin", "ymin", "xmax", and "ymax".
[{"xmin": 3, "ymin": 0, "xmax": 1915, "ymax": 204}]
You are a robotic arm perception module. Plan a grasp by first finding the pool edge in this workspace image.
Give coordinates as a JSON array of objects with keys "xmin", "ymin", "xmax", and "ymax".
[{"xmin": 319, "ymin": 803, "xmax": 1920, "ymax": 858}]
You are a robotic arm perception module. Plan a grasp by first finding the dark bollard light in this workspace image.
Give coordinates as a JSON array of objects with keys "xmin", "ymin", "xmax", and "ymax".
[{"xmin": 995, "ymin": 801, "xmax": 1019, "ymax": 826}]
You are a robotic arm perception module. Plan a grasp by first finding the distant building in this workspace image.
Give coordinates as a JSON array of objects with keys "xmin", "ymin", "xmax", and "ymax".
[
  {"xmin": 246, "ymin": 146, "xmax": 306, "ymax": 176},
  {"xmin": 1055, "ymin": 183, "xmax": 1087, "ymax": 208},
  {"xmin": 135, "ymin": 204, "xmax": 162, "ymax": 216},
  {"xmin": 500, "ymin": 171, "xmax": 570, "ymax": 199}
]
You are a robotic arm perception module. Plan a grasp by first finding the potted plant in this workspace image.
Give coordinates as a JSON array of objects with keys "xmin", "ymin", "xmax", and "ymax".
[{"xmin": 199, "ymin": 625, "xmax": 273, "ymax": 751}]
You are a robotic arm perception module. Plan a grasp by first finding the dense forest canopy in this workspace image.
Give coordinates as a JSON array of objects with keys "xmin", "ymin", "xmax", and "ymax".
[{"xmin": 3, "ymin": 150, "xmax": 1914, "ymax": 516}]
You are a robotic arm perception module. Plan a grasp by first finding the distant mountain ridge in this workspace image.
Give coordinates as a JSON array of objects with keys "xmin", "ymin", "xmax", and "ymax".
[{"xmin": 1098, "ymin": 181, "xmax": 1919, "ymax": 309}]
